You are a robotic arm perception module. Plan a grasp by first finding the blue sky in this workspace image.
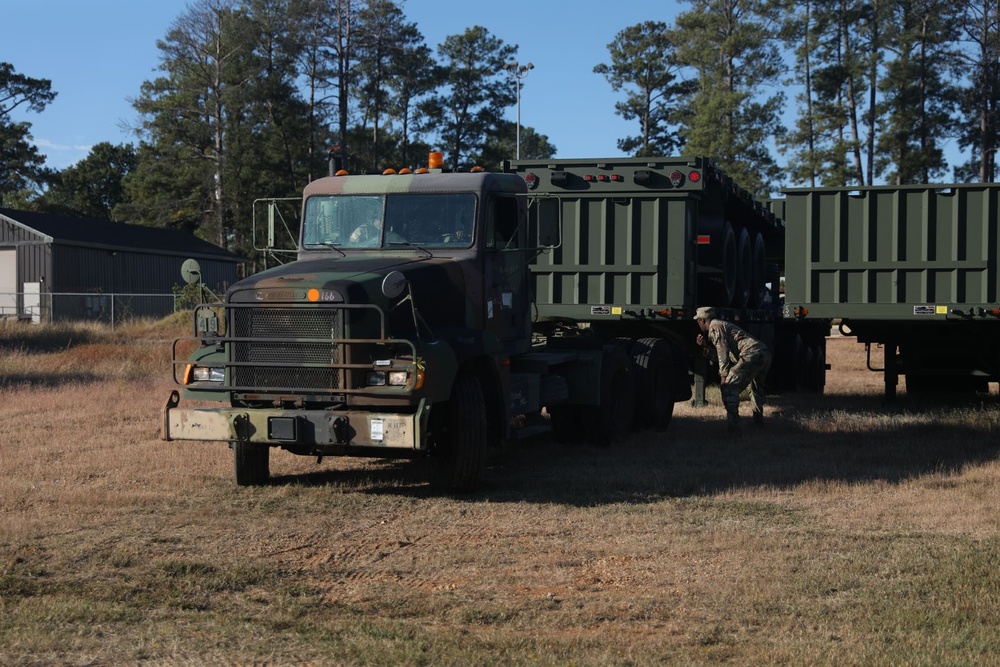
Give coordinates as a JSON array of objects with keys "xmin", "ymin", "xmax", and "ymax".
[{"xmin": 4, "ymin": 0, "xmax": 684, "ymax": 171}]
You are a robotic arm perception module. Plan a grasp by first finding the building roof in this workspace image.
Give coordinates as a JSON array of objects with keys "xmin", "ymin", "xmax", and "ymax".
[{"xmin": 0, "ymin": 208, "xmax": 244, "ymax": 263}]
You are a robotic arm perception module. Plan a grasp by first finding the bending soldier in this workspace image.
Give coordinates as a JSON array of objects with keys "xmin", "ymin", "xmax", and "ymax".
[{"xmin": 694, "ymin": 306, "xmax": 772, "ymax": 433}]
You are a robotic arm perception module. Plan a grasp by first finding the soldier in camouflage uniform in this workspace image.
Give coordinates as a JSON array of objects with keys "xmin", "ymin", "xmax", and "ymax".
[{"xmin": 694, "ymin": 306, "xmax": 772, "ymax": 433}]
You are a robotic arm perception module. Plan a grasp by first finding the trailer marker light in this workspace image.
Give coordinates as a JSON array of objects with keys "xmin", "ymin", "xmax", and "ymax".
[
  {"xmin": 584, "ymin": 175, "xmax": 595, "ymax": 181},
  {"xmin": 689, "ymin": 171, "xmax": 701, "ymax": 183},
  {"xmin": 598, "ymin": 174, "xmax": 609, "ymax": 182},
  {"xmin": 611, "ymin": 174, "xmax": 623, "ymax": 182},
  {"xmin": 523, "ymin": 172, "xmax": 539, "ymax": 189},
  {"xmin": 382, "ymin": 168, "xmax": 397, "ymax": 175},
  {"xmin": 669, "ymin": 170, "xmax": 684, "ymax": 187},
  {"xmin": 697, "ymin": 235, "xmax": 711, "ymax": 244},
  {"xmin": 793, "ymin": 306, "xmax": 809, "ymax": 317}
]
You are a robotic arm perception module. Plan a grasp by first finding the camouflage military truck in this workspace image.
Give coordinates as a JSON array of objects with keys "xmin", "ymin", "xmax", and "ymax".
[
  {"xmin": 164, "ymin": 159, "xmax": 636, "ymax": 490},
  {"xmin": 162, "ymin": 155, "xmax": 826, "ymax": 490}
]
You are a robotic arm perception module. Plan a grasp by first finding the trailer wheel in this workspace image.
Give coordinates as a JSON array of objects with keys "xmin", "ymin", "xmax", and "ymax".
[
  {"xmin": 720, "ymin": 223, "xmax": 738, "ymax": 307},
  {"xmin": 590, "ymin": 344, "xmax": 636, "ymax": 445},
  {"xmin": 632, "ymin": 338, "xmax": 677, "ymax": 430},
  {"xmin": 700, "ymin": 223, "xmax": 738, "ymax": 306},
  {"xmin": 749, "ymin": 233, "xmax": 767, "ymax": 308},
  {"xmin": 233, "ymin": 441, "xmax": 269, "ymax": 486},
  {"xmin": 804, "ymin": 340, "xmax": 826, "ymax": 392},
  {"xmin": 770, "ymin": 331, "xmax": 804, "ymax": 392},
  {"xmin": 734, "ymin": 227, "xmax": 752, "ymax": 309},
  {"xmin": 432, "ymin": 372, "xmax": 487, "ymax": 492},
  {"xmin": 797, "ymin": 336, "xmax": 813, "ymax": 391}
]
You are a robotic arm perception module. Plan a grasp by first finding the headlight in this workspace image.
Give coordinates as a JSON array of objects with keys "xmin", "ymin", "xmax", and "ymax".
[
  {"xmin": 190, "ymin": 366, "xmax": 225, "ymax": 383},
  {"xmin": 366, "ymin": 368, "xmax": 414, "ymax": 387}
]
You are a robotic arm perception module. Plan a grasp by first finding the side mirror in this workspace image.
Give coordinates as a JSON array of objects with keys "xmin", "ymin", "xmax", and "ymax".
[{"xmin": 382, "ymin": 270, "xmax": 407, "ymax": 299}]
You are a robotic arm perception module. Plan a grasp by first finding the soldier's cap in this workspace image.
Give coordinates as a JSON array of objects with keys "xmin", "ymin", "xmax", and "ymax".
[{"xmin": 693, "ymin": 306, "xmax": 717, "ymax": 321}]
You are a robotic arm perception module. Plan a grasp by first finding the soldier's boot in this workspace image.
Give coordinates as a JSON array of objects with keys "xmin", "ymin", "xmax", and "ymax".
[
  {"xmin": 727, "ymin": 413, "xmax": 741, "ymax": 435},
  {"xmin": 752, "ymin": 410, "xmax": 764, "ymax": 427}
]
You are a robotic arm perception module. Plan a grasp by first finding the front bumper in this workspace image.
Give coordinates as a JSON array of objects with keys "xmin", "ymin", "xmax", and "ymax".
[{"xmin": 162, "ymin": 391, "xmax": 430, "ymax": 450}]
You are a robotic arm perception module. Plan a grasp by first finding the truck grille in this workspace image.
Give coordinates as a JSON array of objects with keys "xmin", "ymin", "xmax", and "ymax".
[{"xmin": 231, "ymin": 307, "xmax": 344, "ymax": 391}]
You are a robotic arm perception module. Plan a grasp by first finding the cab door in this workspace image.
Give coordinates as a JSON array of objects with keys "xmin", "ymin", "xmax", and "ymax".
[{"xmin": 483, "ymin": 193, "xmax": 531, "ymax": 356}]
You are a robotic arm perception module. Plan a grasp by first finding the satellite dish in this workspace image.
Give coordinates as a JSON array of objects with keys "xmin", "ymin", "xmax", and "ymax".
[
  {"xmin": 381, "ymin": 270, "xmax": 407, "ymax": 299},
  {"xmin": 181, "ymin": 258, "xmax": 202, "ymax": 285}
]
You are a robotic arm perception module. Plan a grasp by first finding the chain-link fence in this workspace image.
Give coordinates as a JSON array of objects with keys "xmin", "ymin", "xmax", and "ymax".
[{"xmin": 0, "ymin": 292, "xmax": 189, "ymax": 328}]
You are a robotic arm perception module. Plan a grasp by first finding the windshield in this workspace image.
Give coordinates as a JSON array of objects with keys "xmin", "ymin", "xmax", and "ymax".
[{"xmin": 302, "ymin": 193, "xmax": 477, "ymax": 249}]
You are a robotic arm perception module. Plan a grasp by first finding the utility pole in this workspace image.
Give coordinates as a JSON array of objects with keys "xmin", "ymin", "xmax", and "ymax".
[{"xmin": 503, "ymin": 61, "xmax": 534, "ymax": 159}]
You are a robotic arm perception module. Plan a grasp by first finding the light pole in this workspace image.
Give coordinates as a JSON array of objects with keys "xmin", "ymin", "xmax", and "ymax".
[{"xmin": 503, "ymin": 61, "xmax": 534, "ymax": 159}]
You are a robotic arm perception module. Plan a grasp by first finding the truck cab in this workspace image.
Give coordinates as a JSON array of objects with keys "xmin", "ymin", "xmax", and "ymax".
[{"xmin": 164, "ymin": 169, "xmax": 535, "ymax": 490}]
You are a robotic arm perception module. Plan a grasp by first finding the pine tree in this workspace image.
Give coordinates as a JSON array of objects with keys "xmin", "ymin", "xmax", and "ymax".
[
  {"xmin": 672, "ymin": 0, "xmax": 786, "ymax": 195},
  {"xmin": 955, "ymin": 0, "xmax": 1000, "ymax": 182},
  {"xmin": 127, "ymin": 0, "xmax": 311, "ymax": 263},
  {"xmin": 876, "ymin": 0, "xmax": 960, "ymax": 184},
  {"xmin": 0, "ymin": 62, "xmax": 56, "ymax": 201},
  {"xmin": 37, "ymin": 143, "xmax": 137, "ymax": 220},
  {"xmin": 594, "ymin": 21, "xmax": 686, "ymax": 156},
  {"xmin": 421, "ymin": 26, "xmax": 516, "ymax": 170},
  {"xmin": 780, "ymin": 0, "xmax": 878, "ymax": 186}
]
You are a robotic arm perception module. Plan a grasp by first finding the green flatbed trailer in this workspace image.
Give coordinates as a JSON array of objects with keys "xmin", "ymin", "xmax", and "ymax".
[
  {"xmin": 781, "ymin": 184, "xmax": 1000, "ymax": 398},
  {"xmin": 506, "ymin": 157, "xmax": 830, "ymax": 404}
]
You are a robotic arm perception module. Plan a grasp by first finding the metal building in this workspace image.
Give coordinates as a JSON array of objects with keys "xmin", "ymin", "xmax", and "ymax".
[{"xmin": 0, "ymin": 208, "xmax": 244, "ymax": 322}]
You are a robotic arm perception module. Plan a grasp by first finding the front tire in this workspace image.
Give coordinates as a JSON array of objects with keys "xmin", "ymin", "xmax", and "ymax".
[
  {"xmin": 432, "ymin": 372, "xmax": 488, "ymax": 492},
  {"xmin": 233, "ymin": 441, "xmax": 269, "ymax": 486}
]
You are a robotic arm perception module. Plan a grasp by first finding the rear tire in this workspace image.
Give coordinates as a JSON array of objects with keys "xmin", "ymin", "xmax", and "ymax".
[
  {"xmin": 432, "ymin": 372, "xmax": 487, "ymax": 492},
  {"xmin": 631, "ymin": 338, "xmax": 677, "ymax": 431},
  {"xmin": 233, "ymin": 441, "xmax": 269, "ymax": 486},
  {"xmin": 590, "ymin": 344, "xmax": 636, "ymax": 446}
]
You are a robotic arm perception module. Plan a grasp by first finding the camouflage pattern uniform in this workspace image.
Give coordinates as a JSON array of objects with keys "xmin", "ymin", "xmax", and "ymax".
[{"xmin": 694, "ymin": 307, "xmax": 772, "ymax": 432}]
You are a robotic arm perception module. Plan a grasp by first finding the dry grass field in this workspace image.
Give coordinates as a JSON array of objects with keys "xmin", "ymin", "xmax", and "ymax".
[{"xmin": 1, "ymin": 318, "xmax": 999, "ymax": 665}]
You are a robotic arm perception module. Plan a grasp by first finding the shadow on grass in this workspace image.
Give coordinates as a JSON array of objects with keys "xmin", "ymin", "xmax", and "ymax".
[
  {"xmin": 0, "ymin": 325, "xmax": 99, "ymax": 353},
  {"xmin": 272, "ymin": 390, "xmax": 1000, "ymax": 506},
  {"xmin": 0, "ymin": 372, "xmax": 104, "ymax": 388}
]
